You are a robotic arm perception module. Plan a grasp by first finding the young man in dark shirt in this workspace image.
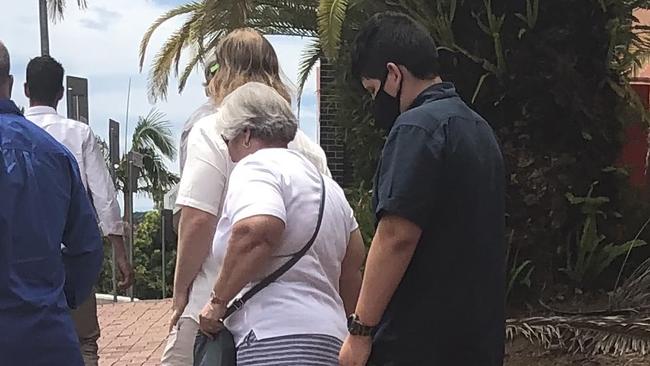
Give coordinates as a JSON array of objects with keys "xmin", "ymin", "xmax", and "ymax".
[{"xmin": 339, "ymin": 12, "xmax": 506, "ymax": 366}]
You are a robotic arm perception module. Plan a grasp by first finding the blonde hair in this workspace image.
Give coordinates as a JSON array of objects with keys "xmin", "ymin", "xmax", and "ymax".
[{"xmin": 209, "ymin": 28, "xmax": 291, "ymax": 104}]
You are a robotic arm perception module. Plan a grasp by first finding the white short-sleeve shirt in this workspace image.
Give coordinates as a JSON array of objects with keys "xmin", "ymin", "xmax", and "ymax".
[
  {"xmin": 213, "ymin": 148, "xmax": 358, "ymax": 345},
  {"xmin": 178, "ymin": 113, "xmax": 333, "ymax": 321}
]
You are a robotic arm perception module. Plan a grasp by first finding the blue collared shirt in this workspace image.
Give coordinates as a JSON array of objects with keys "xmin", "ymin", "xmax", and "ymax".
[{"xmin": 0, "ymin": 99, "xmax": 103, "ymax": 366}]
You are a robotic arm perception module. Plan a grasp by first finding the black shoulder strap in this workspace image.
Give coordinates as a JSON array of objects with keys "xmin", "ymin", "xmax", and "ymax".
[{"xmin": 223, "ymin": 173, "xmax": 326, "ymax": 319}]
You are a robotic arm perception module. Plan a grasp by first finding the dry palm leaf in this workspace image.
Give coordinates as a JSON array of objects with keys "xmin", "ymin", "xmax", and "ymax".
[{"xmin": 507, "ymin": 315, "xmax": 650, "ymax": 356}]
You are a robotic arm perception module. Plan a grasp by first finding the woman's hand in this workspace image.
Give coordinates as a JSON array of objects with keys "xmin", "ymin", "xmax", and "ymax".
[{"xmin": 199, "ymin": 302, "xmax": 227, "ymax": 339}]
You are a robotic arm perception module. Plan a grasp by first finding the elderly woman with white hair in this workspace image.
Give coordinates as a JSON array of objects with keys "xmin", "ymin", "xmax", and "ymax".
[{"xmin": 198, "ymin": 82, "xmax": 365, "ymax": 365}]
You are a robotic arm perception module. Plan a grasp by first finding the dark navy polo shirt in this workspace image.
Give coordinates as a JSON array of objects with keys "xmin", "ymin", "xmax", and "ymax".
[{"xmin": 370, "ymin": 82, "xmax": 506, "ymax": 366}]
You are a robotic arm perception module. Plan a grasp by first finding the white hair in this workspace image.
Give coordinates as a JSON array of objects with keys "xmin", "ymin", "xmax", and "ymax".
[{"xmin": 219, "ymin": 82, "xmax": 298, "ymax": 143}]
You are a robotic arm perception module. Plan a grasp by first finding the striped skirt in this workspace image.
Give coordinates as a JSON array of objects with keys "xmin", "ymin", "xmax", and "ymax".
[{"xmin": 236, "ymin": 331, "xmax": 343, "ymax": 366}]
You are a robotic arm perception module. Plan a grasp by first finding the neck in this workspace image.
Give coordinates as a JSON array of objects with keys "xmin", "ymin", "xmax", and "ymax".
[
  {"xmin": 400, "ymin": 76, "xmax": 442, "ymax": 112},
  {"xmin": 30, "ymin": 100, "xmax": 57, "ymax": 109}
]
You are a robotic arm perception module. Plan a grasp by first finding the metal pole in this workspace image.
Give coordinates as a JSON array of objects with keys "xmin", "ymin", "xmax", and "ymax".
[
  {"xmin": 109, "ymin": 120, "xmax": 120, "ymax": 302},
  {"xmin": 126, "ymin": 154, "xmax": 134, "ymax": 302},
  {"xmin": 74, "ymin": 95, "xmax": 80, "ymax": 122},
  {"xmin": 124, "ymin": 78, "xmax": 133, "ymax": 302},
  {"xmin": 38, "ymin": 0, "xmax": 50, "ymax": 56},
  {"xmin": 161, "ymin": 211, "xmax": 166, "ymax": 299},
  {"xmin": 124, "ymin": 78, "xmax": 131, "ymax": 152}
]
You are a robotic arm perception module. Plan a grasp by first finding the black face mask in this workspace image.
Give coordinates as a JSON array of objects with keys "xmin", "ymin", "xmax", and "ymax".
[{"xmin": 372, "ymin": 74, "xmax": 402, "ymax": 132}]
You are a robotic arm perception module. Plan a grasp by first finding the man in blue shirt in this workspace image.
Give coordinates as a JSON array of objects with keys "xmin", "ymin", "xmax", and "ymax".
[{"xmin": 0, "ymin": 41, "xmax": 104, "ymax": 366}]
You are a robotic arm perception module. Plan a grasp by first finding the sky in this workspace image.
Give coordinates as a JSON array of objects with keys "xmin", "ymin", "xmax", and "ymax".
[{"xmin": 0, "ymin": 0, "xmax": 319, "ymax": 211}]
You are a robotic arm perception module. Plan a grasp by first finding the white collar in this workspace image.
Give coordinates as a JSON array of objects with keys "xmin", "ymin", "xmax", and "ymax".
[{"xmin": 24, "ymin": 105, "xmax": 58, "ymax": 116}]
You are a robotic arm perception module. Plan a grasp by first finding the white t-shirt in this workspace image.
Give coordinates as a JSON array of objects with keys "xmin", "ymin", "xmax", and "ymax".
[
  {"xmin": 211, "ymin": 149, "xmax": 357, "ymax": 345},
  {"xmin": 178, "ymin": 113, "xmax": 333, "ymax": 321}
]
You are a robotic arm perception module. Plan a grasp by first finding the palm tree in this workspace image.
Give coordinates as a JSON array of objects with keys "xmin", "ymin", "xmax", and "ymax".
[
  {"xmin": 129, "ymin": 109, "xmax": 179, "ymax": 208},
  {"xmin": 40, "ymin": 0, "xmax": 88, "ymax": 55},
  {"xmin": 106, "ymin": 109, "xmax": 179, "ymax": 209},
  {"xmin": 139, "ymin": 0, "xmax": 319, "ymax": 102}
]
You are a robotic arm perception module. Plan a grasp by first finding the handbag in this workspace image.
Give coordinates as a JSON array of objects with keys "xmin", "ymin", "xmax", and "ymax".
[{"xmin": 193, "ymin": 173, "xmax": 326, "ymax": 366}]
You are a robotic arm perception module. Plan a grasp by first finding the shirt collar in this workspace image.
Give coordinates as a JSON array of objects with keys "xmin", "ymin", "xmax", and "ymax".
[
  {"xmin": 0, "ymin": 99, "xmax": 22, "ymax": 116},
  {"xmin": 407, "ymin": 82, "xmax": 459, "ymax": 111},
  {"xmin": 24, "ymin": 105, "xmax": 58, "ymax": 117}
]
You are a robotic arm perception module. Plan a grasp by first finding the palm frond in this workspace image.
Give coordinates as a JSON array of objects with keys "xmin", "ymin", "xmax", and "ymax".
[
  {"xmin": 147, "ymin": 15, "xmax": 200, "ymax": 102},
  {"xmin": 131, "ymin": 109, "xmax": 177, "ymax": 160},
  {"xmin": 507, "ymin": 315, "xmax": 650, "ymax": 356},
  {"xmin": 139, "ymin": 1, "xmax": 203, "ymax": 71},
  {"xmin": 296, "ymin": 39, "xmax": 322, "ymax": 110},
  {"xmin": 47, "ymin": 0, "xmax": 87, "ymax": 21},
  {"xmin": 143, "ymin": 0, "xmax": 320, "ymax": 98},
  {"xmin": 137, "ymin": 147, "xmax": 179, "ymax": 207},
  {"xmin": 612, "ymin": 257, "xmax": 650, "ymax": 309},
  {"xmin": 318, "ymin": 0, "xmax": 349, "ymax": 59}
]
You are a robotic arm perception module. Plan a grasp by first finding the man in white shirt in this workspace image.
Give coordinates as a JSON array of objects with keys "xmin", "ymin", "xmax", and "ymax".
[
  {"xmin": 162, "ymin": 107, "xmax": 331, "ymax": 365},
  {"xmin": 23, "ymin": 55, "xmax": 134, "ymax": 366}
]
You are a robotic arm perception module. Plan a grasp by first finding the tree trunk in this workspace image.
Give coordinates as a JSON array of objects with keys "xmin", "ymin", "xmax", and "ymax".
[{"xmin": 39, "ymin": 0, "xmax": 50, "ymax": 56}]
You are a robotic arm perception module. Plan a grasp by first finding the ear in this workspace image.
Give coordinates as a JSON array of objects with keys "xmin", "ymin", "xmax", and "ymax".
[
  {"xmin": 24, "ymin": 82, "xmax": 30, "ymax": 98},
  {"xmin": 243, "ymin": 128, "xmax": 252, "ymax": 148},
  {"xmin": 56, "ymin": 86, "xmax": 64, "ymax": 102},
  {"xmin": 386, "ymin": 63, "xmax": 402, "ymax": 84}
]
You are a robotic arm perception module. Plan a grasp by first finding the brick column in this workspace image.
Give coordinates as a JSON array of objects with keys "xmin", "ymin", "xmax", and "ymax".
[{"xmin": 318, "ymin": 59, "xmax": 346, "ymax": 185}]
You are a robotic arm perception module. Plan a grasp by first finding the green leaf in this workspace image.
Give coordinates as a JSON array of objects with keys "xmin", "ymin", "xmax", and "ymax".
[
  {"xmin": 296, "ymin": 40, "xmax": 322, "ymax": 107},
  {"xmin": 318, "ymin": 0, "xmax": 350, "ymax": 59}
]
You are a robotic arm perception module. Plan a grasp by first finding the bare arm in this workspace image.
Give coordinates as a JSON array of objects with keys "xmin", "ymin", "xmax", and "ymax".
[
  {"xmin": 211, "ymin": 215, "xmax": 285, "ymax": 303},
  {"xmin": 107, "ymin": 234, "xmax": 134, "ymax": 290},
  {"xmin": 354, "ymin": 215, "xmax": 421, "ymax": 326},
  {"xmin": 340, "ymin": 229, "xmax": 365, "ymax": 315},
  {"xmin": 173, "ymin": 206, "xmax": 218, "ymax": 297}
]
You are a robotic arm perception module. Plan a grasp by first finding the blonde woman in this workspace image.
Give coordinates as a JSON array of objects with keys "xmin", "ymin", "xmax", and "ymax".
[
  {"xmin": 198, "ymin": 82, "xmax": 365, "ymax": 365},
  {"xmin": 161, "ymin": 28, "xmax": 332, "ymax": 365}
]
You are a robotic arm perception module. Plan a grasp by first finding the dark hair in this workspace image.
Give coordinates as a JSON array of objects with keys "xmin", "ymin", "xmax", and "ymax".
[
  {"xmin": 351, "ymin": 12, "xmax": 439, "ymax": 80},
  {"xmin": 0, "ymin": 41, "xmax": 9, "ymax": 82},
  {"xmin": 26, "ymin": 56, "xmax": 64, "ymax": 104}
]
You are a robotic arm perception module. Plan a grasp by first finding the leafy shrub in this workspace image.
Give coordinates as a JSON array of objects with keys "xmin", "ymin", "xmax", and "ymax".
[{"xmin": 562, "ymin": 183, "xmax": 646, "ymax": 289}]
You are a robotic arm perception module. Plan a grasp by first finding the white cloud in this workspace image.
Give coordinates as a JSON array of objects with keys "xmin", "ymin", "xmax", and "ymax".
[{"xmin": 1, "ymin": 0, "xmax": 319, "ymax": 212}]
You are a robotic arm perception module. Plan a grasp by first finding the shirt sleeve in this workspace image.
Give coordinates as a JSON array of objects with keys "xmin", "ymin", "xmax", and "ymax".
[
  {"xmin": 348, "ymin": 204, "xmax": 359, "ymax": 233},
  {"xmin": 61, "ymin": 157, "xmax": 104, "ymax": 309},
  {"xmin": 226, "ymin": 158, "xmax": 286, "ymax": 225},
  {"xmin": 375, "ymin": 124, "xmax": 445, "ymax": 229},
  {"xmin": 83, "ymin": 128, "xmax": 123, "ymax": 236},
  {"xmin": 176, "ymin": 120, "xmax": 230, "ymax": 217}
]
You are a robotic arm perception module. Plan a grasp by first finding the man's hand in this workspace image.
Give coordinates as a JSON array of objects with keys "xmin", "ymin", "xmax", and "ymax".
[
  {"xmin": 339, "ymin": 335, "xmax": 372, "ymax": 366},
  {"xmin": 108, "ymin": 235, "xmax": 134, "ymax": 290},
  {"xmin": 115, "ymin": 251, "xmax": 134, "ymax": 290},
  {"xmin": 169, "ymin": 290, "xmax": 190, "ymax": 333}
]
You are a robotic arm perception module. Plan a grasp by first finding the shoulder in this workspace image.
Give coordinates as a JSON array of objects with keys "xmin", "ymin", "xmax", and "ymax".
[
  {"xmin": 290, "ymin": 130, "xmax": 322, "ymax": 153},
  {"xmin": 188, "ymin": 112, "xmax": 223, "ymax": 145},
  {"xmin": 186, "ymin": 108, "xmax": 220, "ymax": 134},
  {"xmin": 0, "ymin": 114, "xmax": 77, "ymax": 164},
  {"xmin": 192, "ymin": 111, "xmax": 220, "ymax": 132},
  {"xmin": 231, "ymin": 149, "xmax": 297, "ymax": 184},
  {"xmin": 399, "ymin": 93, "xmax": 486, "ymax": 130},
  {"xmin": 288, "ymin": 130, "xmax": 329, "ymax": 174}
]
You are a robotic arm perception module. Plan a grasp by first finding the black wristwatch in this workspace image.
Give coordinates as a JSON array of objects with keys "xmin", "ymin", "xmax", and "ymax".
[{"xmin": 347, "ymin": 313, "xmax": 375, "ymax": 337}]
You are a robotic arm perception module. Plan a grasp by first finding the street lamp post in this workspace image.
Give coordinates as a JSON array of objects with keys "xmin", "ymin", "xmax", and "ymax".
[{"xmin": 38, "ymin": 0, "xmax": 50, "ymax": 56}]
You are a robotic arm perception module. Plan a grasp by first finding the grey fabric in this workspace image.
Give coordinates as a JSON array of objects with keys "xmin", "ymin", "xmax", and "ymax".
[{"xmin": 237, "ymin": 332, "xmax": 342, "ymax": 366}]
